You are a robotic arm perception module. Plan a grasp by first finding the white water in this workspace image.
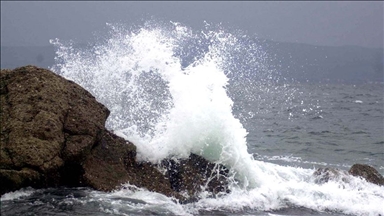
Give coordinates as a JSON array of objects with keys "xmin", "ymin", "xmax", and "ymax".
[{"xmin": 48, "ymin": 21, "xmax": 384, "ymax": 215}]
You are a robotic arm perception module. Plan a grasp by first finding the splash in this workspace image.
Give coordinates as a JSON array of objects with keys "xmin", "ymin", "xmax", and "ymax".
[
  {"xmin": 50, "ymin": 21, "xmax": 384, "ymax": 215},
  {"xmin": 50, "ymin": 21, "xmax": 269, "ymax": 185}
]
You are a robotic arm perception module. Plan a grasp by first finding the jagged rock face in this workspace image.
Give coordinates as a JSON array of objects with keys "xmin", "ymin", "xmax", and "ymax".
[
  {"xmin": 0, "ymin": 65, "xmax": 230, "ymax": 202},
  {"xmin": 349, "ymin": 164, "xmax": 384, "ymax": 186}
]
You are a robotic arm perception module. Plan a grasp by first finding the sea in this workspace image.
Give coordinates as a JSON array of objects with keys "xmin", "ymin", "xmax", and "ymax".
[{"xmin": 1, "ymin": 21, "xmax": 383, "ymax": 216}]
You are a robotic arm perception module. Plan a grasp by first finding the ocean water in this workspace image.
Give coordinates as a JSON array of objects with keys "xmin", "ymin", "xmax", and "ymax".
[{"xmin": 1, "ymin": 21, "xmax": 383, "ymax": 216}]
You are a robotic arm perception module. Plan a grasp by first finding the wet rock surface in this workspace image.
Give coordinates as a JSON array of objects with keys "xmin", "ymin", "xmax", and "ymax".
[
  {"xmin": 0, "ymin": 65, "xmax": 230, "ymax": 202},
  {"xmin": 313, "ymin": 167, "xmax": 349, "ymax": 184},
  {"xmin": 162, "ymin": 153, "xmax": 230, "ymax": 202},
  {"xmin": 313, "ymin": 164, "xmax": 384, "ymax": 186},
  {"xmin": 348, "ymin": 164, "xmax": 384, "ymax": 186}
]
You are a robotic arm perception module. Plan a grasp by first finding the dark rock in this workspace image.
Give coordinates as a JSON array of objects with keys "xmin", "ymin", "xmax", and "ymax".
[
  {"xmin": 81, "ymin": 130, "xmax": 180, "ymax": 199},
  {"xmin": 0, "ymin": 65, "xmax": 230, "ymax": 202},
  {"xmin": 162, "ymin": 153, "xmax": 230, "ymax": 202},
  {"xmin": 349, "ymin": 164, "xmax": 384, "ymax": 186}
]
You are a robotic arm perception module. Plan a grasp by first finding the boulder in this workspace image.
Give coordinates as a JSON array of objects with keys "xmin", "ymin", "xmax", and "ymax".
[
  {"xmin": 0, "ymin": 65, "xmax": 111, "ymax": 194},
  {"xmin": 349, "ymin": 164, "xmax": 384, "ymax": 186},
  {"xmin": 313, "ymin": 167, "xmax": 349, "ymax": 184},
  {"xmin": 313, "ymin": 164, "xmax": 384, "ymax": 186},
  {"xmin": 0, "ymin": 65, "xmax": 229, "ymax": 202},
  {"xmin": 162, "ymin": 153, "xmax": 230, "ymax": 202}
]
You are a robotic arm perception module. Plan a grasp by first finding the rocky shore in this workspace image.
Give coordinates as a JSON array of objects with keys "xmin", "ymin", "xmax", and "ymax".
[
  {"xmin": 0, "ymin": 66, "xmax": 229, "ymax": 203},
  {"xmin": 1, "ymin": 66, "xmax": 382, "ymax": 203}
]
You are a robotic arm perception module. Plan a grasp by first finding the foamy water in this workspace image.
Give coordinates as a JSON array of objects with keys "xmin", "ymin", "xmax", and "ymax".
[{"xmin": 6, "ymin": 21, "xmax": 380, "ymax": 215}]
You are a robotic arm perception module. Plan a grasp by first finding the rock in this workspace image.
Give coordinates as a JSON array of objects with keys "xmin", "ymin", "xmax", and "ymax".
[
  {"xmin": 0, "ymin": 65, "xmax": 110, "ymax": 194},
  {"xmin": 313, "ymin": 164, "xmax": 384, "ymax": 187},
  {"xmin": 349, "ymin": 164, "xmax": 384, "ymax": 186},
  {"xmin": 313, "ymin": 167, "xmax": 349, "ymax": 184},
  {"xmin": 81, "ymin": 130, "xmax": 180, "ymax": 199},
  {"xmin": 162, "ymin": 153, "xmax": 230, "ymax": 202},
  {"xmin": 0, "ymin": 65, "xmax": 230, "ymax": 202}
]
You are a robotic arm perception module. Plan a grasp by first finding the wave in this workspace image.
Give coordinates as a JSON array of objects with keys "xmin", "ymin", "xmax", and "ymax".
[{"xmin": 49, "ymin": 20, "xmax": 384, "ymax": 215}]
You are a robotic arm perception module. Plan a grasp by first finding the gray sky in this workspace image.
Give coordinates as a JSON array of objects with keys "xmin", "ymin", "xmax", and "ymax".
[{"xmin": 1, "ymin": 1, "xmax": 383, "ymax": 48}]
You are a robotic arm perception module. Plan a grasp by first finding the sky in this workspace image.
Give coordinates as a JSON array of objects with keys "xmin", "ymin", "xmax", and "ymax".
[{"xmin": 1, "ymin": 1, "xmax": 383, "ymax": 48}]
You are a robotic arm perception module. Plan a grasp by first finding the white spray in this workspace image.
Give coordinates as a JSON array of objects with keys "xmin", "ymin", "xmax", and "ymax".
[{"xmin": 50, "ymin": 21, "xmax": 384, "ymax": 215}]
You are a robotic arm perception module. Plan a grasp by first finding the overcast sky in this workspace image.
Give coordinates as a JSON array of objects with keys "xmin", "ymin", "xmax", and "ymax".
[{"xmin": 1, "ymin": 1, "xmax": 383, "ymax": 48}]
